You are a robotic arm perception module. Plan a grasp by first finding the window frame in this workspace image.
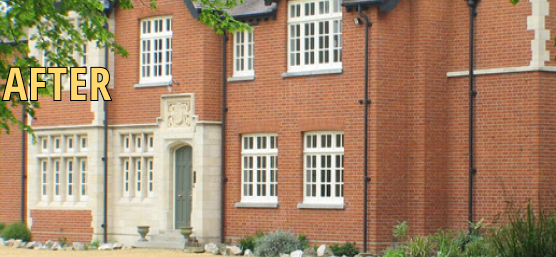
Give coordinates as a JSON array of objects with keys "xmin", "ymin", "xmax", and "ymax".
[
  {"xmin": 302, "ymin": 131, "xmax": 344, "ymax": 204},
  {"xmin": 287, "ymin": 0, "xmax": 343, "ymax": 73},
  {"xmin": 240, "ymin": 133, "xmax": 278, "ymax": 204},
  {"xmin": 139, "ymin": 16, "xmax": 173, "ymax": 85},
  {"xmin": 233, "ymin": 30, "xmax": 255, "ymax": 78}
]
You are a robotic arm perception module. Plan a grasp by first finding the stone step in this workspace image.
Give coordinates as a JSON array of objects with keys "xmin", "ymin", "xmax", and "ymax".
[
  {"xmin": 133, "ymin": 240, "xmax": 185, "ymax": 249},
  {"xmin": 149, "ymin": 233, "xmax": 187, "ymax": 242}
]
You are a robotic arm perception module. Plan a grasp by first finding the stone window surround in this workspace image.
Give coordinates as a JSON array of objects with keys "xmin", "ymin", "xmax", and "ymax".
[
  {"xmin": 119, "ymin": 132, "xmax": 155, "ymax": 199},
  {"xmin": 37, "ymin": 134, "xmax": 89, "ymax": 203}
]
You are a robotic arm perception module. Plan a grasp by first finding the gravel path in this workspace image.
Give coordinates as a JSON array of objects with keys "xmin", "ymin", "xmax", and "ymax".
[{"xmin": 0, "ymin": 247, "xmax": 212, "ymax": 257}]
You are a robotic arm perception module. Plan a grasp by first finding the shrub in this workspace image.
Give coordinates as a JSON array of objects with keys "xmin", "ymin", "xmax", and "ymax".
[
  {"xmin": 298, "ymin": 233, "xmax": 309, "ymax": 250},
  {"xmin": 330, "ymin": 242, "xmax": 359, "ymax": 257},
  {"xmin": 491, "ymin": 202, "xmax": 556, "ymax": 257},
  {"xmin": 254, "ymin": 230, "xmax": 303, "ymax": 257},
  {"xmin": 0, "ymin": 222, "xmax": 6, "ymax": 234},
  {"xmin": 0, "ymin": 222, "xmax": 31, "ymax": 242},
  {"xmin": 239, "ymin": 230, "xmax": 265, "ymax": 252}
]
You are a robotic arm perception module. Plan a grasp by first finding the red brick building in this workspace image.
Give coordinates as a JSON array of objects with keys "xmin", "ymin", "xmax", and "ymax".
[{"xmin": 1, "ymin": 0, "xmax": 556, "ymax": 253}]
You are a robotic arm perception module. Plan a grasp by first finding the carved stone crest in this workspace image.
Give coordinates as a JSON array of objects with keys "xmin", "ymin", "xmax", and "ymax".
[{"xmin": 167, "ymin": 102, "xmax": 191, "ymax": 127}]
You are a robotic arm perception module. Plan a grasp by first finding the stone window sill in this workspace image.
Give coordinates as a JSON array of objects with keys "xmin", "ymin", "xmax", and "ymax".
[
  {"xmin": 282, "ymin": 68, "xmax": 343, "ymax": 78},
  {"xmin": 297, "ymin": 202, "xmax": 345, "ymax": 209},
  {"xmin": 235, "ymin": 202, "xmax": 279, "ymax": 208},
  {"xmin": 134, "ymin": 80, "xmax": 172, "ymax": 88},
  {"xmin": 228, "ymin": 75, "xmax": 255, "ymax": 82}
]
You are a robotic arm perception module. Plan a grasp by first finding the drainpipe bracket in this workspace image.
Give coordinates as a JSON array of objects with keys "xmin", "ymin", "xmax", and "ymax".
[
  {"xmin": 470, "ymin": 90, "xmax": 477, "ymax": 97},
  {"xmin": 358, "ymin": 99, "xmax": 371, "ymax": 105},
  {"xmin": 470, "ymin": 168, "xmax": 477, "ymax": 174},
  {"xmin": 365, "ymin": 176, "xmax": 371, "ymax": 182},
  {"xmin": 223, "ymin": 177, "xmax": 228, "ymax": 183}
]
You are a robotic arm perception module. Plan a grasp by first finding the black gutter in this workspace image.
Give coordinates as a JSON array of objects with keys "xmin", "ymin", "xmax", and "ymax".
[
  {"xmin": 220, "ymin": 31, "xmax": 228, "ymax": 244},
  {"xmin": 102, "ymin": 22, "xmax": 110, "ymax": 243},
  {"xmin": 21, "ymin": 103, "xmax": 26, "ymax": 222},
  {"xmin": 358, "ymin": 5, "xmax": 372, "ymax": 253},
  {"xmin": 467, "ymin": 0, "xmax": 479, "ymax": 230}
]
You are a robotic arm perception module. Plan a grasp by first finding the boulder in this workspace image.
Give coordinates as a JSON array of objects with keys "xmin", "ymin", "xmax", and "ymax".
[
  {"xmin": 302, "ymin": 248, "xmax": 317, "ymax": 257},
  {"xmin": 44, "ymin": 240, "xmax": 55, "ymax": 249},
  {"xmin": 32, "ymin": 242, "xmax": 44, "ymax": 249},
  {"xmin": 113, "ymin": 243, "xmax": 123, "ymax": 250},
  {"xmin": 219, "ymin": 244, "xmax": 228, "ymax": 255},
  {"xmin": 0, "ymin": 237, "xmax": 5, "ymax": 247},
  {"xmin": 98, "ymin": 243, "xmax": 113, "ymax": 250},
  {"xmin": 291, "ymin": 250, "xmax": 304, "ymax": 257},
  {"xmin": 4, "ymin": 239, "xmax": 14, "ymax": 247},
  {"xmin": 12, "ymin": 239, "xmax": 23, "ymax": 248},
  {"xmin": 51, "ymin": 242, "xmax": 62, "ymax": 250},
  {"xmin": 205, "ymin": 242, "xmax": 219, "ymax": 254},
  {"xmin": 73, "ymin": 242, "xmax": 86, "ymax": 251},
  {"xmin": 244, "ymin": 249, "xmax": 255, "ymax": 256},
  {"xmin": 317, "ymin": 245, "xmax": 333, "ymax": 257},
  {"xmin": 25, "ymin": 241, "xmax": 37, "ymax": 249},
  {"xmin": 227, "ymin": 246, "xmax": 242, "ymax": 255},
  {"xmin": 281, "ymin": 254, "xmax": 290, "ymax": 257}
]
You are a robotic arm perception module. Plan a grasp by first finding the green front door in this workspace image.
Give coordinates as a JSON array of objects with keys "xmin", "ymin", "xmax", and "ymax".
[{"xmin": 175, "ymin": 146, "xmax": 192, "ymax": 229}]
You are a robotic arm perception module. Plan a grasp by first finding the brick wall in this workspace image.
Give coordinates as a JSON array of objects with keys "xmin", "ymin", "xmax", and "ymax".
[
  {"xmin": 0, "ymin": 107, "xmax": 24, "ymax": 224},
  {"xmin": 109, "ymin": 0, "xmax": 223, "ymax": 125},
  {"xmin": 30, "ymin": 209, "xmax": 93, "ymax": 243}
]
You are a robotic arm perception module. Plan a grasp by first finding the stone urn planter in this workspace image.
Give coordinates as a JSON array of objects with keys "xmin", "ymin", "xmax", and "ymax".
[
  {"xmin": 137, "ymin": 226, "xmax": 150, "ymax": 241},
  {"xmin": 180, "ymin": 226, "xmax": 193, "ymax": 241}
]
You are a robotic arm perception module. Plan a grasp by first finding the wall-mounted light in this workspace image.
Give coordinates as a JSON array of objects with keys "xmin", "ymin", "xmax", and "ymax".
[{"xmin": 353, "ymin": 17, "xmax": 361, "ymax": 25}]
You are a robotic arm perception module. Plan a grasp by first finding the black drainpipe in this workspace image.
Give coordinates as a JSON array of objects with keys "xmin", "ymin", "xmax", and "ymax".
[
  {"xmin": 102, "ymin": 22, "xmax": 110, "ymax": 243},
  {"xmin": 220, "ymin": 30, "xmax": 228, "ymax": 244},
  {"xmin": 467, "ymin": 0, "xmax": 478, "ymax": 230},
  {"xmin": 357, "ymin": 5, "xmax": 372, "ymax": 253},
  {"xmin": 21, "ymin": 103, "xmax": 27, "ymax": 222}
]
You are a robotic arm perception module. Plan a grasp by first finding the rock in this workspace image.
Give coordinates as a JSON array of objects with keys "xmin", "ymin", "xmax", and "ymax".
[
  {"xmin": 4, "ymin": 239, "xmax": 14, "ymax": 247},
  {"xmin": 33, "ymin": 242, "xmax": 43, "ymax": 249},
  {"xmin": 25, "ymin": 241, "xmax": 37, "ymax": 249},
  {"xmin": 219, "ymin": 244, "xmax": 229, "ymax": 255},
  {"xmin": 227, "ymin": 246, "xmax": 242, "ymax": 255},
  {"xmin": 113, "ymin": 243, "xmax": 123, "ymax": 250},
  {"xmin": 302, "ymin": 248, "xmax": 317, "ymax": 257},
  {"xmin": 44, "ymin": 240, "xmax": 55, "ymax": 249},
  {"xmin": 12, "ymin": 239, "xmax": 23, "ymax": 248},
  {"xmin": 281, "ymin": 254, "xmax": 290, "ymax": 257},
  {"xmin": 205, "ymin": 242, "xmax": 219, "ymax": 254},
  {"xmin": 64, "ymin": 246, "xmax": 74, "ymax": 251},
  {"xmin": 317, "ymin": 245, "xmax": 333, "ymax": 257},
  {"xmin": 73, "ymin": 242, "xmax": 86, "ymax": 251},
  {"xmin": 0, "ymin": 237, "xmax": 5, "ymax": 247},
  {"xmin": 291, "ymin": 250, "xmax": 304, "ymax": 257},
  {"xmin": 51, "ymin": 242, "xmax": 62, "ymax": 250},
  {"xmin": 98, "ymin": 243, "xmax": 113, "ymax": 250},
  {"xmin": 244, "ymin": 249, "xmax": 255, "ymax": 256}
]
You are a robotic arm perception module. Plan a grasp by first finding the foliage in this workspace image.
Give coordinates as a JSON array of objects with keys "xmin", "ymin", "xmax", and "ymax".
[
  {"xmin": 298, "ymin": 233, "xmax": 309, "ymax": 250},
  {"xmin": 58, "ymin": 236, "xmax": 67, "ymax": 247},
  {"xmin": 0, "ymin": 222, "xmax": 5, "ymax": 234},
  {"xmin": 383, "ymin": 220, "xmax": 496, "ymax": 257},
  {"xmin": 491, "ymin": 202, "xmax": 556, "ymax": 257},
  {"xmin": 329, "ymin": 242, "xmax": 359, "ymax": 257},
  {"xmin": 88, "ymin": 239, "xmax": 100, "ymax": 248},
  {"xmin": 0, "ymin": 222, "xmax": 31, "ymax": 242},
  {"xmin": 254, "ymin": 230, "xmax": 303, "ymax": 257},
  {"xmin": 239, "ymin": 230, "xmax": 265, "ymax": 252}
]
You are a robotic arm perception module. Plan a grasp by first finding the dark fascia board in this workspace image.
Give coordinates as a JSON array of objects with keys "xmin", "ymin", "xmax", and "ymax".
[
  {"xmin": 183, "ymin": 0, "xmax": 200, "ymax": 19},
  {"xmin": 234, "ymin": 11, "xmax": 276, "ymax": 23},
  {"xmin": 182, "ymin": 0, "xmax": 277, "ymax": 23},
  {"xmin": 342, "ymin": 0, "xmax": 400, "ymax": 12}
]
